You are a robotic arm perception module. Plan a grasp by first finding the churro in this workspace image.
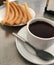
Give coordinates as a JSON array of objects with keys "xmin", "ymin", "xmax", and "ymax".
[
  {"xmin": 18, "ymin": 4, "xmax": 27, "ymax": 24},
  {"xmin": 1, "ymin": 1, "xmax": 32, "ymax": 26},
  {"xmin": 15, "ymin": 4, "xmax": 23, "ymax": 25},
  {"xmin": 8, "ymin": 2, "xmax": 19, "ymax": 25},
  {"xmin": 2, "ymin": 1, "xmax": 10, "ymax": 24},
  {"xmin": 24, "ymin": 2, "xmax": 32, "ymax": 21},
  {"xmin": 22, "ymin": 5, "xmax": 28, "ymax": 24},
  {"xmin": 7, "ymin": 2, "xmax": 15, "ymax": 24}
]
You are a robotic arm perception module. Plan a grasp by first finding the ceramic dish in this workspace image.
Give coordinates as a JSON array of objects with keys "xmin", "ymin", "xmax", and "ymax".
[
  {"xmin": 15, "ymin": 26, "xmax": 54, "ymax": 65},
  {"xmin": 0, "ymin": 6, "xmax": 36, "ymax": 26}
]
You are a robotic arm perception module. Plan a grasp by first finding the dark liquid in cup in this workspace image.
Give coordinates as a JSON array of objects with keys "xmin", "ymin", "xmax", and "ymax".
[{"xmin": 29, "ymin": 21, "xmax": 54, "ymax": 38}]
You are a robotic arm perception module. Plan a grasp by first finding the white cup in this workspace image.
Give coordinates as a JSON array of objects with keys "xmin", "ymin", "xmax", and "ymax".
[{"xmin": 27, "ymin": 17, "xmax": 54, "ymax": 50}]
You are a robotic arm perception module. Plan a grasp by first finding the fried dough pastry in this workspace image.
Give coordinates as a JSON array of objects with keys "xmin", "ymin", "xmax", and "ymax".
[
  {"xmin": 24, "ymin": 2, "xmax": 32, "ymax": 21},
  {"xmin": 8, "ymin": 2, "xmax": 19, "ymax": 25},
  {"xmin": 15, "ymin": 4, "xmax": 23, "ymax": 25},
  {"xmin": 7, "ymin": 2, "xmax": 15, "ymax": 24},
  {"xmin": 18, "ymin": 4, "xmax": 27, "ymax": 24},
  {"xmin": 2, "ymin": 1, "xmax": 10, "ymax": 24},
  {"xmin": 1, "ymin": 1, "xmax": 32, "ymax": 26}
]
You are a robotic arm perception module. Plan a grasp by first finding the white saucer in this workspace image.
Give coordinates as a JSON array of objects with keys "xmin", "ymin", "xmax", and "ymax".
[{"xmin": 15, "ymin": 26, "xmax": 54, "ymax": 65}]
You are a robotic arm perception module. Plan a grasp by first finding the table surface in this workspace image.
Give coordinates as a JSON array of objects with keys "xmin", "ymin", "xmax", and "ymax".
[{"xmin": 0, "ymin": 0, "xmax": 54, "ymax": 65}]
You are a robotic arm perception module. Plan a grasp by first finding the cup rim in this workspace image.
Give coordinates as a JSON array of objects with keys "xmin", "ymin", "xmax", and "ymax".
[{"xmin": 27, "ymin": 17, "xmax": 54, "ymax": 40}]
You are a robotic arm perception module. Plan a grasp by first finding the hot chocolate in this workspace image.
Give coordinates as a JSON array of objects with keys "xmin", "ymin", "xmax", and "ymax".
[{"xmin": 29, "ymin": 21, "xmax": 54, "ymax": 38}]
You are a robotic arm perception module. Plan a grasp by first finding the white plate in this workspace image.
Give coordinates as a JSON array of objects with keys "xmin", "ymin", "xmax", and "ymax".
[
  {"xmin": 0, "ymin": 5, "xmax": 36, "ymax": 26},
  {"xmin": 15, "ymin": 26, "xmax": 54, "ymax": 65}
]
